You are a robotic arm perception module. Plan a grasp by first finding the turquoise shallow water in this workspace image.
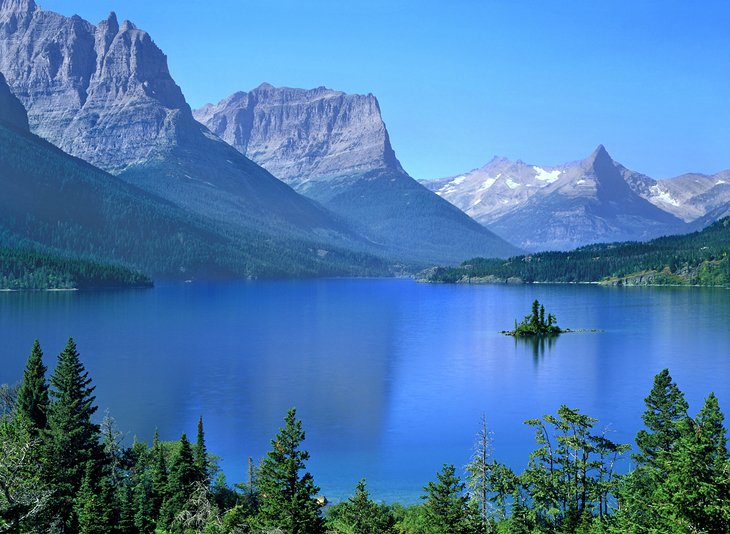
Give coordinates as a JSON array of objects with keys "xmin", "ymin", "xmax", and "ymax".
[{"xmin": 1, "ymin": 279, "xmax": 729, "ymax": 503}]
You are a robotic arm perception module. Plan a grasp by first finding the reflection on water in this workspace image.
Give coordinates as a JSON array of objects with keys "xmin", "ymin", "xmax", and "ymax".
[
  {"xmin": 514, "ymin": 334, "xmax": 558, "ymax": 363},
  {"xmin": 1, "ymin": 281, "xmax": 729, "ymax": 503}
]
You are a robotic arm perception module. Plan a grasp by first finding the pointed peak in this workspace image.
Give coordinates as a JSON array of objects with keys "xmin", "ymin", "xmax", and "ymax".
[
  {"xmin": 99, "ymin": 11, "xmax": 119, "ymax": 34},
  {"xmin": 1, "ymin": 0, "xmax": 36, "ymax": 14},
  {"xmin": 255, "ymin": 82, "xmax": 275, "ymax": 90},
  {"xmin": 119, "ymin": 19, "xmax": 137, "ymax": 32},
  {"xmin": 585, "ymin": 144, "xmax": 613, "ymax": 166}
]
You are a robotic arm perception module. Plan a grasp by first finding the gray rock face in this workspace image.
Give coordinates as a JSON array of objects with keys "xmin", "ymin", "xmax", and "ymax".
[
  {"xmin": 424, "ymin": 146, "xmax": 689, "ymax": 251},
  {"xmin": 195, "ymin": 85, "xmax": 519, "ymax": 263},
  {"xmin": 0, "ymin": 72, "xmax": 28, "ymax": 130},
  {"xmin": 0, "ymin": 5, "xmax": 191, "ymax": 172},
  {"xmin": 0, "ymin": 2, "xmax": 374, "ymax": 250},
  {"xmin": 195, "ymin": 84, "xmax": 404, "ymax": 189}
]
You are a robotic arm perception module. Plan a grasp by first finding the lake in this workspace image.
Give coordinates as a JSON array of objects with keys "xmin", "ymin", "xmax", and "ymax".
[{"xmin": 1, "ymin": 279, "xmax": 729, "ymax": 503}]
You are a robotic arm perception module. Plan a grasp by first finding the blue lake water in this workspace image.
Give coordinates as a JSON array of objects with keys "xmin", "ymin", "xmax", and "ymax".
[{"xmin": 1, "ymin": 279, "xmax": 729, "ymax": 503}]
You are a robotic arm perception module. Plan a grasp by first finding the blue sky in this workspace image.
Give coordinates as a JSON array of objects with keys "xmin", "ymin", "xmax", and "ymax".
[{"xmin": 41, "ymin": 0, "xmax": 730, "ymax": 179}]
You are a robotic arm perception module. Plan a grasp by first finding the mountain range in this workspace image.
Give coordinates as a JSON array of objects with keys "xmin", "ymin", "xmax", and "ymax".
[
  {"xmin": 0, "ymin": 0, "xmax": 727, "ymax": 272},
  {"xmin": 0, "ymin": 0, "xmax": 516, "ymax": 269},
  {"xmin": 424, "ymin": 146, "xmax": 730, "ymax": 251}
]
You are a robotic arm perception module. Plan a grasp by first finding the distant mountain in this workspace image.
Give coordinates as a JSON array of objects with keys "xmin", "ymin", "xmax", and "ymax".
[
  {"xmin": 0, "ymin": 0, "xmax": 384, "ymax": 260},
  {"xmin": 194, "ymin": 84, "xmax": 519, "ymax": 264},
  {"xmin": 0, "ymin": 73, "xmax": 388, "ymax": 278},
  {"xmin": 423, "ymin": 146, "xmax": 690, "ymax": 251},
  {"xmin": 623, "ymin": 169, "xmax": 730, "ymax": 224},
  {"xmin": 427, "ymin": 217, "xmax": 730, "ymax": 288}
]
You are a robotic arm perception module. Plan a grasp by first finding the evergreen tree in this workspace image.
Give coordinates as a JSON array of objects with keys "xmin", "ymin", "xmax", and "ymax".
[
  {"xmin": 256, "ymin": 408, "xmax": 324, "ymax": 533},
  {"xmin": 159, "ymin": 433, "xmax": 198, "ymax": 532},
  {"xmin": 117, "ymin": 484, "xmax": 136, "ymax": 534},
  {"xmin": 195, "ymin": 415, "xmax": 210, "ymax": 486},
  {"xmin": 133, "ymin": 479, "xmax": 155, "ymax": 533},
  {"xmin": 655, "ymin": 393, "xmax": 730, "ymax": 532},
  {"xmin": 74, "ymin": 462, "xmax": 116, "ymax": 534},
  {"xmin": 329, "ymin": 479, "xmax": 395, "ymax": 533},
  {"xmin": 43, "ymin": 337, "xmax": 101, "ymax": 531},
  {"xmin": 15, "ymin": 340, "xmax": 49, "ymax": 433},
  {"xmin": 634, "ymin": 368, "xmax": 689, "ymax": 467},
  {"xmin": 150, "ymin": 430, "xmax": 168, "ymax": 519},
  {"xmin": 422, "ymin": 464, "xmax": 471, "ymax": 534}
]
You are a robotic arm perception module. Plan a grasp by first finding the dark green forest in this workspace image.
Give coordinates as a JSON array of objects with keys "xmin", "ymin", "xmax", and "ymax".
[
  {"xmin": 1, "ymin": 340, "xmax": 728, "ymax": 533},
  {"xmin": 427, "ymin": 217, "xmax": 730, "ymax": 287},
  {"xmin": 0, "ymin": 248, "xmax": 152, "ymax": 290},
  {"xmin": 0, "ymin": 124, "xmax": 392, "ymax": 280}
]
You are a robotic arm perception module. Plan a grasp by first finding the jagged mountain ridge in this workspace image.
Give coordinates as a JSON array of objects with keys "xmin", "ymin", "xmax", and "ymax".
[
  {"xmin": 422, "ymin": 146, "xmax": 726, "ymax": 251},
  {"xmin": 195, "ymin": 84, "xmax": 519, "ymax": 263},
  {"xmin": 0, "ymin": 0, "xmax": 383, "ymax": 254}
]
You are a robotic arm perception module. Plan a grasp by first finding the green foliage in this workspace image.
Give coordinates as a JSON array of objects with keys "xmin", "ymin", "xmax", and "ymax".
[
  {"xmin": 159, "ymin": 434, "xmax": 198, "ymax": 532},
  {"xmin": 256, "ymin": 407, "xmax": 324, "ymax": 533},
  {"xmin": 0, "ymin": 247, "xmax": 152, "ymax": 289},
  {"xmin": 0, "ymin": 414, "xmax": 50, "ymax": 532},
  {"xmin": 421, "ymin": 464, "xmax": 472, "ymax": 534},
  {"xmin": 74, "ymin": 461, "xmax": 117, "ymax": 534},
  {"xmin": 43, "ymin": 337, "xmax": 102, "ymax": 531},
  {"xmin": 15, "ymin": 340, "xmax": 49, "ymax": 433},
  {"xmin": 654, "ymin": 393, "xmax": 730, "ymax": 532},
  {"xmin": 634, "ymin": 368, "xmax": 689, "ymax": 468},
  {"xmin": 195, "ymin": 415, "xmax": 210, "ymax": 487},
  {"xmin": 326, "ymin": 479, "xmax": 396, "ymax": 533},
  {"xmin": 510, "ymin": 300, "xmax": 562, "ymax": 336},
  {"xmin": 428, "ymin": 216, "xmax": 730, "ymax": 287}
]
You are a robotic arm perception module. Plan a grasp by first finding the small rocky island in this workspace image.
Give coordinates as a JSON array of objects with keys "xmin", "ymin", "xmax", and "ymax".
[{"xmin": 503, "ymin": 300, "xmax": 563, "ymax": 337}]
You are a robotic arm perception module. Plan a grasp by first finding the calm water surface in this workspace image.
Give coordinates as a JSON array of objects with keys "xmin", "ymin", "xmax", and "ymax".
[{"xmin": 1, "ymin": 279, "xmax": 729, "ymax": 502}]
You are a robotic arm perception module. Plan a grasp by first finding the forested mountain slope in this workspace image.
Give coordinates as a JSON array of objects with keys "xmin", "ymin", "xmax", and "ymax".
[{"xmin": 427, "ymin": 217, "xmax": 730, "ymax": 286}]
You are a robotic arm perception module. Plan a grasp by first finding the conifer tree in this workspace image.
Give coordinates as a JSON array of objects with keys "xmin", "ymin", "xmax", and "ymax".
[
  {"xmin": 256, "ymin": 408, "xmax": 324, "ymax": 533},
  {"xmin": 655, "ymin": 393, "xmax": 730, "ymax": 532},
  {"xmin": 43, "ymin": 337, "xmax": 101, "ymax": 531},
  {"xmin": 74, "ymin": 461, "xmax": 116, "ymax": 534},
  {"xmin": 150, "ymin": 430, "xmax": 168, "ymax": 519},
  {"xmin": 15, "ymin": 340, "xmax": 49, "ymax": 433},
  {"xmin": 195, "ymin": 415, "xmax": 209, "ymax": 486},
  {"xmin": 159, "ymin": 433, "xmax": 198, "ymax": 531},
  {"xmin": 330, "ymin": 479, "xmax": 395, "ymax": 533},
  {"xmin": 634, "ymin": 368, "xmax": 689, "ymax": 467},
  {"xmin": 133, "ymin": 480, "xmax": 155, "ymax": 533},
  {"xmin": 422, "ymin": 464, "xmax": 471, "ymax": 534},
  {"xmin": 117, "ymin": 484, "xmax": 136, "ymax": 534}
]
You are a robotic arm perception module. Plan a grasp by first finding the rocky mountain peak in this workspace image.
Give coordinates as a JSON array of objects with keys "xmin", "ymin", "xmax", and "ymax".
[
  {"xmin": 0, "ymin": 72, "xmax": 28, "ymax": 131},
  {"xmin": 584, "ymin": 144, "xmax": 613, "ymax": 168},
  {"xmin": 0, "ymin": 2, "xmax": 191, "ymax": 171},
  {"xmin": 194, "ymin": 84, "xmax": 404, "ymax": 185},
  {"xmin": 0, "ymin": 0, "xmax": 35, "ymax": 15}
]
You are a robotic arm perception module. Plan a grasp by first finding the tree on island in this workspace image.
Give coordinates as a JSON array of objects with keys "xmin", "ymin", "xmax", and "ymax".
[{"xmin": 510, "ymin": 300, "xmax": 562, "ymax": 336}]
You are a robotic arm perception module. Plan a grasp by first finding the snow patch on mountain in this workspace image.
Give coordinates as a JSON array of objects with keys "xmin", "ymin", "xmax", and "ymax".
[
  {"xmin": 534, "ymin": 167, "xmax": 561, "ymax": 183},
  {"xmin": 650, "ymin": 185, "xmax": 681, "ymax": 207}
]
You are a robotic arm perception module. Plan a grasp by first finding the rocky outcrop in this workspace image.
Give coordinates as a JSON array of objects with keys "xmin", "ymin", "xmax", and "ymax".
[
  {"xmin": 195, "ymin": 85, "xmax": 519, "ymax": 264},
  {"xmin": 0, "ymin": 72, "xmax": 28, "ymax": 130},
  {"xmin": 195, "ymin": 84, "xmax": 404, "ymax": 188},
  {"xmin": 424, "ymin": 146, "xmax": 691, "ymax": 251}
]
